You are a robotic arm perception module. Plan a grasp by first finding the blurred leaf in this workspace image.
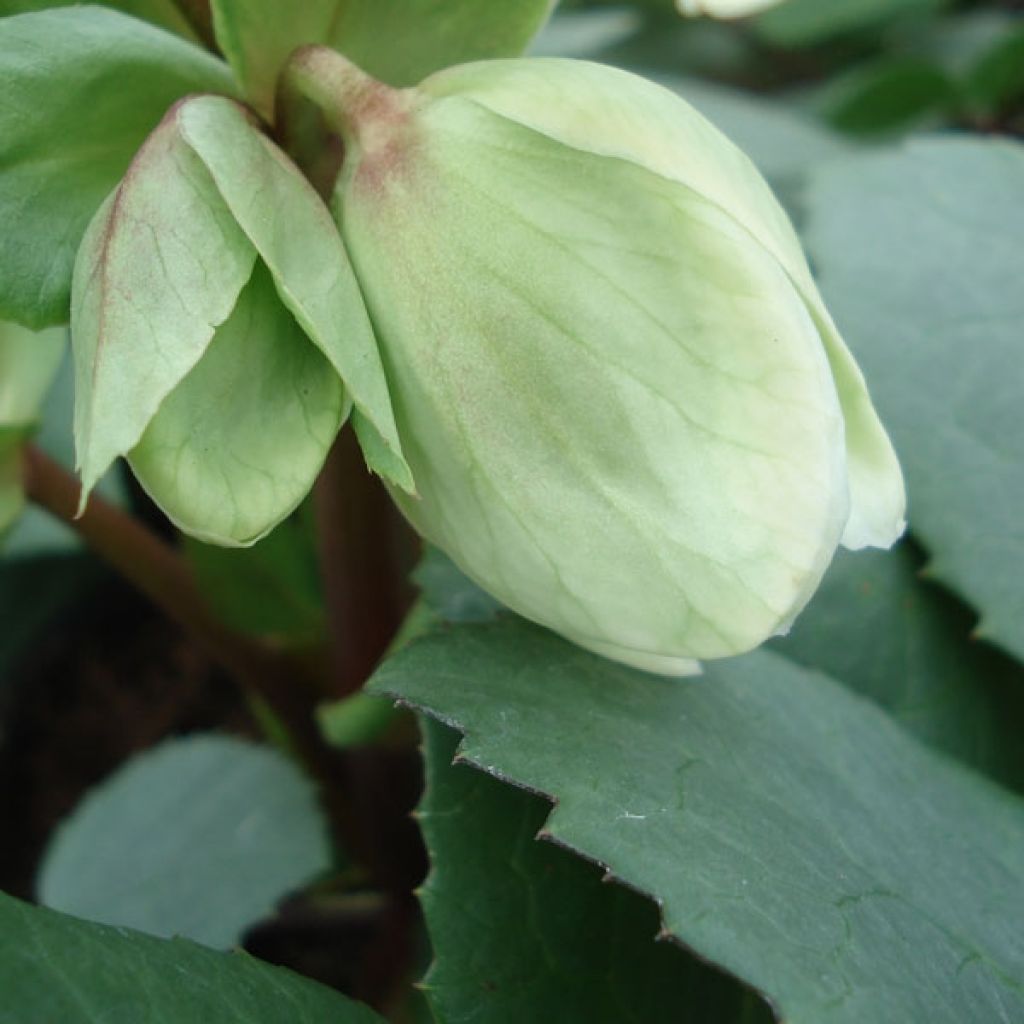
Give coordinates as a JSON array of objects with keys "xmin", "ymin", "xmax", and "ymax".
[
  {"xmin": 660, "ymin": 75, "xmax": 855, "ymax": 189},
  {"xmin": 774, "ymin": 544, "xmax": 1024, "ymax": 788},
  {"xmin": 211, "ymin": 0, "xmax": 554, "ymax": 117},
  {"xmin": 0, "ymin": 321, "xmax": 65, "ymax": 426},
  {"xmin": 530, "ymin": 8, "xmax": 643, "ymax": 59},
  {"xmin": 0, "ymin": 7, "xmax": 237, "ymax": 328},
  {"xmin": 176, "ymin": 95, "xmax": 411, "ymax": 493},
  {"xmin": 0, "ymin": 891, "xmax": 384, "ymax": 1022},
  {"xmin": 38, "ymin": 735, "xmax": 331, "ymax": 949},
  {"xmin": 185, "ymin": 511, "xmax": 324, "ymax": 642},
  {"xmin": 804, "ymin": 138, "xmax": 1024, "ymax": 664},
  {"xmin": 128, "ymin": 262, "xmax": 344, "ymax": 547},
  {"xmin": 915, "ymin": 9, "xmax": 1020, "ymax": 77},
  {"xmin": 962, "ymin": 24, "xmax": 1024, "ymax": 115},
  {"xmin": 317, "ymin": 692, "xmax": 397, "ymax": 749},
  {"xmin": 371, "ymin": 619, "xmax": 1024, "ymax": 1024},
  {"xmin": 0, "ymin": 320, "xmax": 64, "ymax": 533},
  {"xmin": 0, "ymin": 555, "xmax": 97, "ymax": 709},
  {"xmin": 3, "ymin": 350, "xmax": 126, "ymax": 559},
  {"xmin": 754, "ymin": 0, "xmax": 949, "ymax": 49},
  {"xmin": 820, "ymin": 56, "xmax": 953, "ymax": 135},
  {"xmin": 419, "ymin": 716, "xmax": 771, "ymax": 1023},
  {"xmin": 413, "ymin": 547, "xmax": 504, "ymax": 624},
  {"xmin": 0, "ymin": 0, "xmax": 199, "ymax": 40}
]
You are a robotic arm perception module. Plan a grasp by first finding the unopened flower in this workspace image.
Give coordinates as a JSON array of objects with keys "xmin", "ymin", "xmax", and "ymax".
[{"xmin": 299, "ymin": 51, "xmax": 905, "ymax": 675}]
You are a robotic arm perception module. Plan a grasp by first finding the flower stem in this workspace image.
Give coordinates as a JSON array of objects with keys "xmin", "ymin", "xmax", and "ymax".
[
  {"xmin": 281, "ymin": 45, "xmax": 409, "ymax": 147},
  {"xmin": 20, "ymin": 445, "xmax": 328, "ymax": 768}
]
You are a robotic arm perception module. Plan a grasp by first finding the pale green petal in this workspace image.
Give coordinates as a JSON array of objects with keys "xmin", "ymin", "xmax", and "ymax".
[
  {"xmin": 421, "ymin": 58, "xmax": 906, "ymax": 552},
  {"xmin": 71, "ymin": 104, "xmax": 257, "ymax": 504},
  {"xmin": 130, "ymin": 264, "xmax": 346, "ymax": 547},
  {"xmin": 177, "ymin": 96, "xmax": 413, "ymax": 493},
  {"xmin": 339, "ymin": 101, "xmax": 849, "ymax": 663}
]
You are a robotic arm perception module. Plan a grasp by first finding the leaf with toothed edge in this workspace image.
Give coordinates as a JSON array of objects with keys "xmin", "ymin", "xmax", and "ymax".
[
  {"xmin": 417, "ymin": 715, "xmax": 772, "ymax": 1024},
  {"xmin": 0, "ymin": 890, "xmax": 386, "ymax": 1023},
  {"xmin": 0, "ymin": 6, "xmax": 239, "ymax": 329},
  {"xmin": 370, "ymin": 617, "xmax": 1024, "ymax": 1024},
  {"xmin": 803, "ymin": 138, "xmax": 1024, "ymax": 666}
]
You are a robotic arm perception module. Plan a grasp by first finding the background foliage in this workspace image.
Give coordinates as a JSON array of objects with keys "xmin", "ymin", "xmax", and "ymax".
[{"xmin": 1, "ymin": 0, "xmax": 1022, "ymax": 1021}]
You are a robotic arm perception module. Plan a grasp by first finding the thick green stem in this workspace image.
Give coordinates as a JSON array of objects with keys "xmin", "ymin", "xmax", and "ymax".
[{"xmin": 281, "ymin": 45, "xmax": 410, "ymax": 147}]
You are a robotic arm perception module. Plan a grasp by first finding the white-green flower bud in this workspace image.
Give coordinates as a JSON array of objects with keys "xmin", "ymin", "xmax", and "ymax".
[{"xmin": 303, "ymin": 51, "xmax": 905, "ymax": 675}]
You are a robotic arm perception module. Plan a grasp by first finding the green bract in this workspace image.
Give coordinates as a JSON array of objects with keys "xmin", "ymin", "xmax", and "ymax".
[
  {"xmin": 71, "ymin": 95, "xmax": 410, "ymax": 546},
  {"xmin": 310, "ymin": 52, "xmax": 906, "ymax": 675}
]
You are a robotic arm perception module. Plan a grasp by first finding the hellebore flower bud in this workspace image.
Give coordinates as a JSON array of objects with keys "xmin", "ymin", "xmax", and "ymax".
[{"xmin": 301, "ymin": 51, "xmax": 905, "ymax": 675}]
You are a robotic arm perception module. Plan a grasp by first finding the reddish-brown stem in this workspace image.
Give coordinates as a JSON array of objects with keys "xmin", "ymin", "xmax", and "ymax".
[
  {"xmin": 20, "ymin": 445, "xmax": 334, "ymax": 781},
  {"xmin": 313, "ymin": 430, "xmax": 411, "ymax": 699}
]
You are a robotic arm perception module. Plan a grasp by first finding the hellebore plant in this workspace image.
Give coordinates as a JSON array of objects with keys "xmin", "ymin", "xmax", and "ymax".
[
  {"xmin": 67, "ymin": 40, "xmax": 903, "ymax": 676},
  {"xmin": 10, "ymin": 3, "xmax": 1023, "ymax": 1023}
]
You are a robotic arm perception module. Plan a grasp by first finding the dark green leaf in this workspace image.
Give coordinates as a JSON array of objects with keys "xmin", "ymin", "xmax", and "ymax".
[
  {"xmin": 419, "ymin": 716, "xmax": 770, "ymax": 1024},
  {"xmin": 754, "ymin": 0, "xmax": 948, "ymax": 49},
  {"xmin": 0, "ymin": 7, "xmax": 237, "ymax": 328},
  {"xmin": 0, "ymin": 890, "xmax": 384, "ymax": 1023},
  {"xmin": 820, "ymin": 56, "xmax": 953, "ymax": 135},
  {"xmin": 0, "ymin": 0, "xmax": 199, "ymax": 41},
  {"xmin": 962, "ymin": 25, "xmax": 1024, "ymax": 114},
  {"xmin": 371, "ymin": 619, "xmax": 1024, "ymax": 1024},
  {"xmin": 37, "ymin": 735, "xmax": 332, "ymax": 949},
  {"xmin": 413, "ymin": 546, "xmax": 504, "ymax": 624},
  {"xmin": 774, "ymin": 544, "xmax": 1024, "ymax": 787},
  {"xmin": 804, "ymin": 138, "xmax": 1024, "ymax": 663}
]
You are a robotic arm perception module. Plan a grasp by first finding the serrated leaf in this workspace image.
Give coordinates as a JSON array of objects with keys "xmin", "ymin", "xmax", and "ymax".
[
  {"xmin": 37, "ymin": 734, "xmax": 332, "ymax": 949},
  {"xmin": 0, "ymin": 7, "xmax": 237, "ymax": 328},
  {"xmin": 370, "ymin": 619, "xmax": 1024, "ymax": 1024},
  {"xmin": 128, "ymin": 262, "xmax": 345, "ymax": 546},
  {"xmin": 71, "ymin": 100, "xmax": 257, "ymax": 503},
  {"xmin": 803, "ymin": 138, "xmax": 1024, "ymax": 664},
  {"xmin": 0, "ymin": 0, "xmax": 200, "ymax": 41},
  {"xmin": 176, "ymin": 95, "xmax": 412, "ymax": 492},
  {"xmin": 0, "ymin": 890, "xmax": 384, "ymax": 1023},
  {"xmin": 774, "ymin": 544, "xmax": 1024, "ymax": 788},
  {"xmin": 419, "ymin": 716, "xmax": 771, "ymax": 1024},
  {"xmin": 210, "ymin": 0, "xmax": 554, "ymax": 116}
]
